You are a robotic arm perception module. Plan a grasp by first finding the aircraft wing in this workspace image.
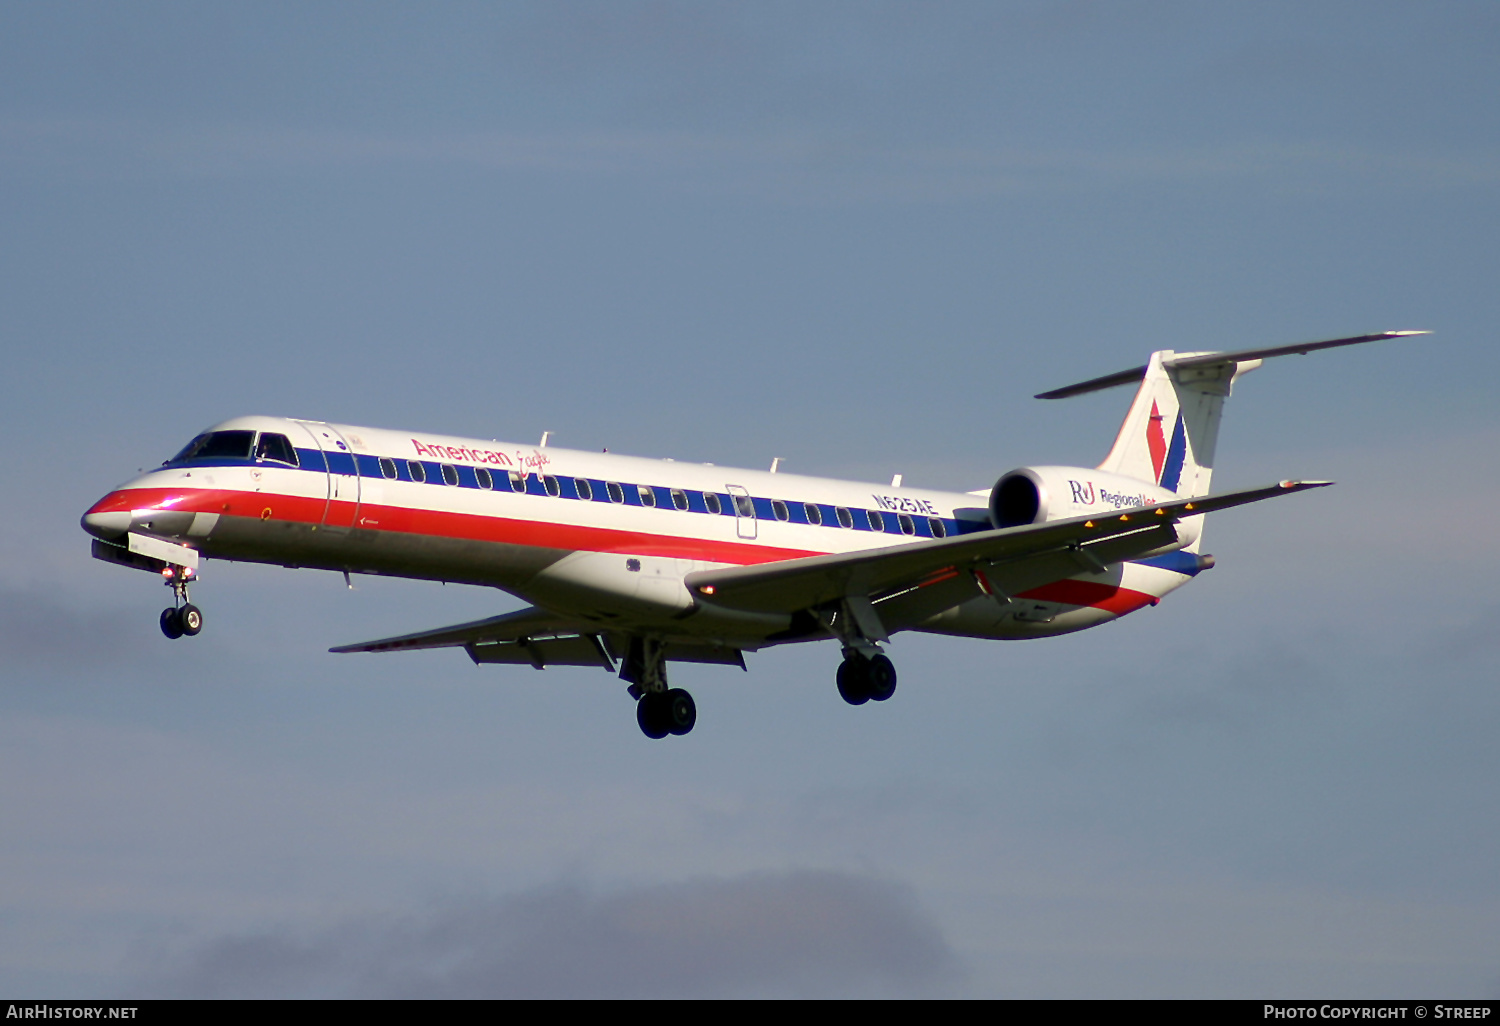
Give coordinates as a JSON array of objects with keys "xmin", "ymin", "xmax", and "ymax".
[
  {"xmin": 686, "ymin": 480, "xmax": 1330, "ymax": 624},
  {"xmin": 329, "ymin": 604, "xmax": 749, "ymax": 670},
  {"xmin": 330, "ymin": 605, "xmax": 582, "ymax": 653},
  {"xmin": 329, "ymin": 605, "xmax": 622, "ymax": 668}
]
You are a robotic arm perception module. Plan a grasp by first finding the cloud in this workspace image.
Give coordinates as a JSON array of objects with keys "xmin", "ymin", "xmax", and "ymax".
[{"xmin": 141, "ymin": 869, "xmax": 961, "ymax": 998}]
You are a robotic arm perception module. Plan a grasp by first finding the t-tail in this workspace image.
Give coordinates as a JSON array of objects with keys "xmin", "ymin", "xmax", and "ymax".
[{"xmin": 1036, "ymin": 331, "xmax": 1429, "ymax": 500}]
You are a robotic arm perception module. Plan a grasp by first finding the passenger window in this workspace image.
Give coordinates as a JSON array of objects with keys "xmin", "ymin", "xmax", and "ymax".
[
  {"xmin": 638, "ymin": 484, "xmax": 656, "ymax": 507},
  {"xmin": 254, "ymin": 432, "xmax": 299, "ymax": 466},
  {"xmin": 734, "ymin": 493, "xmax": 755, "ymax": 518},
  {"xmin": 544, "ymin": 475, "xmax": 561, "ymax": 497},
  {"xmin": 379, "ymin": 458, "xmax": 397, "ymax": 480},
  {"xmin": 804, "ymin": 503, "xmax": 822, "ymax": 526},
  {"xmin": 575, "ymin": 478, "xmax": 593, "ymax": 501},
  {"xmin": 704, "ymin": 492, "xmax": 722, "ymax": 515},
  {"xmin": 441, "ymin": 464, "xmax": 460, "ymax": 486},
  {"xmin": 509, "ymin": 470, "xmax": 527, "ymax": 492},
  {"xmin": 867, "ymin": 510, "xmax": 885, "ymax": 531},
  {"xmin": 671, "ymin": 488, "xmax": 688, "ymax": 511},
  {"xmin": 607, "ymin": 481, "xmax": 625, "ymax": 504},
  {"xmin": 928, "ymin": 517, "xmax": 947, "ymax": 538},
  {"xmin": 408, "ymin": 460, "xmax": 426, "ymax": 483},
  {"xmin": 475, "ymin": 467, "xmax": 493, "ymax": 490},
  {"xmin": 898, "ymin": 513, "xmax": 915, "ymax": 535},
  {"xmin": 771, "ymin": 500, "xmax": 789, "ymax": 522},
  {"xmin": 836, "ymin": 507, "xmax": 854, "ymax": 529}
]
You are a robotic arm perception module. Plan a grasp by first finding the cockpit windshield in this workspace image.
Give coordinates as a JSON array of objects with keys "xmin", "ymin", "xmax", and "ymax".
[
  {"xmin": 171, "ymin": 430, "xmax": 255, "ymax": 463},
  {"xmin": 168, "ymin": 430, "xmax": 298, "ymax": 467}
]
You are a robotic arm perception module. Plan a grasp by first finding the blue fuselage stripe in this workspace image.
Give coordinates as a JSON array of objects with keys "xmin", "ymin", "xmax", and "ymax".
[{"xmin": 166, "ymin": 449, "xmax": 990, "ymax": 541}]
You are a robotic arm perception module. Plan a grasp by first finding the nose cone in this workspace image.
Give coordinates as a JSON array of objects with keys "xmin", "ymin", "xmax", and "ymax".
[{"xmin": 82, "ymin": 504, "xmax": 132, "ymax": 540}]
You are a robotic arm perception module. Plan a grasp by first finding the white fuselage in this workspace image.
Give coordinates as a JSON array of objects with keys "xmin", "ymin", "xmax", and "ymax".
[{"xmin": 83, "ymin": 416, "xmax": 1204, "ymax": 648}]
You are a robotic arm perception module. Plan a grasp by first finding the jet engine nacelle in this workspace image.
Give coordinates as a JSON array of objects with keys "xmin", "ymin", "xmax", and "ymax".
[{"xmin": 989, "ymin": 465, "xmax": 1201, "ymax": 551}]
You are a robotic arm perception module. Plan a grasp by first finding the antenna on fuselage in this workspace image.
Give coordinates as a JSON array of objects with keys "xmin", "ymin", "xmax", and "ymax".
[
  {"xmin": 769, "ymin": 457, "xmax": 782, "ymax": 473},
  {"xmin": 539, "ymin": 431, "xmax": 552, "ymax": 447}
]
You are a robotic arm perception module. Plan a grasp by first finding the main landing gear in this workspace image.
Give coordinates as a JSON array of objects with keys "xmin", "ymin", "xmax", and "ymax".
[
  {"xmin": 622, "ymin": 636, "xmax": 696, "ymax": 740},
  {"xmin": 837, "ymin": 649, "xmax": 897, "ymax": 705},
  {"xmin": 158, "ymin": 565, "xmax": 203, "ymax": 640},
  {"xmin": 819, "ymin": 596, "xmax": 897, "ymax": 708},
  {"xmin": 636, "ymin": 688, "xmax": 697, "ymax": 740}
]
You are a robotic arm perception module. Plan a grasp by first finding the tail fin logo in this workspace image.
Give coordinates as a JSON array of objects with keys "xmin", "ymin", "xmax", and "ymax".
[
  {"xmin": 1145, "ymin": 400, "xmax": 1188, "ymax": 491},
  {"xmin": 1146, "ymin": 402, "xmax": 1168, "ymax": 483}
]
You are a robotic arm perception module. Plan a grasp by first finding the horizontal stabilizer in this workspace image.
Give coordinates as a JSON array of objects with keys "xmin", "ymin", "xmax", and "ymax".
[{"xmin": 1036, "ymin": 331, "xmax": 1427, "ymax": 399}]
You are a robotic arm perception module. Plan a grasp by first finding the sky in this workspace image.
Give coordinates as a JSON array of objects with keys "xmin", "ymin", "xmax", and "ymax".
[{"xmin": 1, "ymin": 0, "xmax": 1498, "ymax": 998}]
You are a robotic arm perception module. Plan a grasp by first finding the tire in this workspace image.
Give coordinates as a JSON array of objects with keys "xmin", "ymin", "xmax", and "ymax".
[
  {"xmin": 837, "ymin": 658, "xmax": 870, "ymax": 706},
  {"xmin": 636, "ymin": 693, "xmax": 670, "ymax": 740},
  {"xmin": 664, "ymin": 688, "xmax": 697, "ymax": 736},
  {"xmin": 159, "ymin": 607, "xmax": 184, "ymax": 640},
  {"xmin": 178, "ymin": 604, "xmax": 203, "ymax": 637},
  {"xmin": 867, "ymin": 654, "xmax": 897, "ymax": 702}
]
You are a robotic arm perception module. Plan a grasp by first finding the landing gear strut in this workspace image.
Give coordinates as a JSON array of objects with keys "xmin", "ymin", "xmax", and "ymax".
[
  {"xmin": 621, "ymin": 636, "xmax": 696, "ymax": 739},
  {"xmin": 159, "ymin": 565, "xmax": 203, "ymax": 640},
  {"xmin": 837, "ymin": 650, "xmax": 897, "ymax": 705},
  {"xmin": 820, "ymin": 595, "xmax": 897, "ymax": 707}
]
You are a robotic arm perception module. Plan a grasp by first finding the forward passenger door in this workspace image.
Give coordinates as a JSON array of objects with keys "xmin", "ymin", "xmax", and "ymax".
[{"xmin": 726, "ymin": 484, "xmax": 756, "ymax": 540}]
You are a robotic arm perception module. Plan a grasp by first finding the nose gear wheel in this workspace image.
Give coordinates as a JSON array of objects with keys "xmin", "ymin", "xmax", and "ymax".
[{"xmin": 159, "ymin": 567, "xmax": 203, "ymax": 640}]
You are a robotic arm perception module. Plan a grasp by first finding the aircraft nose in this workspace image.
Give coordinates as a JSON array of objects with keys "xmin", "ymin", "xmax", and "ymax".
[{"xmin": 81, "ymin": 508, "xmax": 131, "ymax": 539}]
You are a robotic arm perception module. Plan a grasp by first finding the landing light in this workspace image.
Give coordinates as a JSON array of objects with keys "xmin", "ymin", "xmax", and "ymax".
[{"xmin": 698, "ymin": 585, "xmax": 716, "ymax": 596}]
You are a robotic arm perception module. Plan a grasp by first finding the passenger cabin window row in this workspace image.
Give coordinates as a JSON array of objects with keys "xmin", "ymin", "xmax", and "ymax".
[
  {"xmin": 353, "ymin": 457, "xmax": 967, "ymax": 540},
  {"xmin": 170, "ymin": 432, "xmax": 972, "ymax": 540}
]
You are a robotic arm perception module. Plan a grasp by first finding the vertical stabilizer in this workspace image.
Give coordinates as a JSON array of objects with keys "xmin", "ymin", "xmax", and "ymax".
[
  {"xmin": 1096, "ymin": 351, "xmax": 1259, "ymax": 498},
  {"xmin": 1034, "ymin": 332, "xmax": 1426, "ymax": 543}
]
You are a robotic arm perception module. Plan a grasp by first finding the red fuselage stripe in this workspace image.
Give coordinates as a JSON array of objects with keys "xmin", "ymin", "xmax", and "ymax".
[
  {"xmin": 89, "ymin": 487, "xmax": 822, "ymax": 566},
  {"xmin": 93, "ymin": 487, "xmax": 1160, "ymax": 614}
]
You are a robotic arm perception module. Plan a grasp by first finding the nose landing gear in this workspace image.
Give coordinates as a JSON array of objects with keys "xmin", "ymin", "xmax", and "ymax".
[{"xmin": 158, "ymin": 566, "xmax": 203, "ymax": 640}]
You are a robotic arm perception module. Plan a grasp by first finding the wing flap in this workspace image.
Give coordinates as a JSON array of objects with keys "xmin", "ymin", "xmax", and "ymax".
[{"xmin": 468, "ymin": 634, "xmax": 615, "ymax": 669}]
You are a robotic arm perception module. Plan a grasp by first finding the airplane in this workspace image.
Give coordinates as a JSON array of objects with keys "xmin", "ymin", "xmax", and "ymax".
[{"xmin": 81, "ymin": 331, "xmax": 1423, "ymax": 739}]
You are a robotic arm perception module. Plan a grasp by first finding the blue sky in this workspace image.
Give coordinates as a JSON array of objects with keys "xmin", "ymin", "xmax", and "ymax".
[{"xmin": 1, "ymin": 1, "xmax": 1497, "ymax": 997}]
